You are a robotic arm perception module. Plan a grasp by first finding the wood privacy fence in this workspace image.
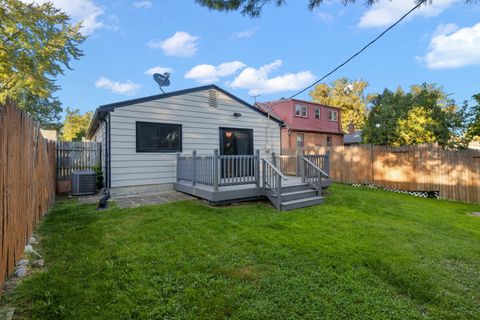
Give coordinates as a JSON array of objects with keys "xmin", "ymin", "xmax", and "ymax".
[
  {"xmin": 56, "ymin": 141, "xmax": 101, "ymax": 180},
  {"xmin": 302, "ymin": 145, "xmax": 480, "ymax": 204},
  {"xmin": 0, "ymin": 103, "xmax": 56, "ymax": 289}
]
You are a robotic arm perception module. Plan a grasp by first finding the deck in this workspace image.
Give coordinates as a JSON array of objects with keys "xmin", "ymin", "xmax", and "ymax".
[
  {"xmin": 175, "ymin": 176, "xmax": 332, "ymax": 204},
  {"xmin": 174, "ymin": 150, "xmax": 331, "ymax": 210}
]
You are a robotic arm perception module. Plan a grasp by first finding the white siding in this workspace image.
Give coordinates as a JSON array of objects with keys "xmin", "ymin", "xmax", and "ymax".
[
  {"xmin": 92, "ymin": 120, "xmax": 106, "ymax": 186},
  {"xmin": 109, "ymin": 88, "xmax": 281, "ymax": 188}
]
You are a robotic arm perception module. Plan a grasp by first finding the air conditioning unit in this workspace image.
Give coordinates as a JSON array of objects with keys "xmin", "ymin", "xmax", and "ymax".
[{"xmin": 71, "ymin": 170, "xmax": 97, "ymax": 196}]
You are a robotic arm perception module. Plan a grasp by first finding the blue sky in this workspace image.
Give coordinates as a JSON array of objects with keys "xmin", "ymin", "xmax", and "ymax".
[{"xmin": 43, "ymin": 0, "xmax": 480, "ymax": 114}]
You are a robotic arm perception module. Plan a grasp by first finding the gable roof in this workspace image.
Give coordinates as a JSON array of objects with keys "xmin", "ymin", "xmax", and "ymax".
[{"xmin": 87, "ymin": 84, "xmax": 284, "ymax": 138}]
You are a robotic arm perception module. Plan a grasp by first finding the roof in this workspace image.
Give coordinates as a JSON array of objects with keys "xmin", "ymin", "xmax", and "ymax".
[
  {"xmin": 344, "ymin": 130, "xmax": 363, "ymax": 144},
  {"xmin": 87, "ymin": 84, "xmax": 283, "ymax": 139}
]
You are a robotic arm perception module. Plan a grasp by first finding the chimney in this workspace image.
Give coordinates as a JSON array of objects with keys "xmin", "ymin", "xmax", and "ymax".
[{"xmin": 348, "ymin": 121, "xmax": 355, "ymax": 134}]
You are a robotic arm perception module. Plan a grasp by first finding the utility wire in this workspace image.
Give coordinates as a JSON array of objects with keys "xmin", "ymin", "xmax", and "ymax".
[{"xmin": 283, "ymin": 0, "xmax": 427, "ymax": 101}]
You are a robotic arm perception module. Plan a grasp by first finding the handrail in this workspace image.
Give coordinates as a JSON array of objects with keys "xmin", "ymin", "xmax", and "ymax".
[
  {"xmin": 302, "ymin": 157, "xmax": 329, "ymax": 178},
  {"xmin": 262, "ymin": 159, "xmax": 288, "ymax": 180}
]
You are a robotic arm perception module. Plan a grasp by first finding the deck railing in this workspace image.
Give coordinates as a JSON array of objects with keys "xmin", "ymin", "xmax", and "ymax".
[
  {"xmin": 301, "ymin": 157, "xmax": 329, "ymax": 196},
  {"xmin": 262, "ymin": 158, "xmax": 288, "ymax": 209},
  {"xmin": 177, "ymin": 150, "xmax": 261, "ymax": 191},
  {"xmin": 272, "ymin": 152, "xmax": 330, "ymax": 177}
]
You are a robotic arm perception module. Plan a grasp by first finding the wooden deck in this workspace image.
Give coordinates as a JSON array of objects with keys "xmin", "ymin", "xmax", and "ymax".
[{"xmin": 174, "ymin": 176, "xmax": 331, "ymax": 204}]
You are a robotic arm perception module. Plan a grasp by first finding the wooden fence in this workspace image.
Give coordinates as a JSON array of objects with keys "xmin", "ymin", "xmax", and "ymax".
[
  {"xmin": 56, "ymin": 141, "xmax": 101, "ymax": 180},
  {"xmin": 302, "ymin": 145, "xmax": 480, "ymax": 203},
  {"xmin": 0, "ymin": 103, "xmax": 56, "ymax": 289}
]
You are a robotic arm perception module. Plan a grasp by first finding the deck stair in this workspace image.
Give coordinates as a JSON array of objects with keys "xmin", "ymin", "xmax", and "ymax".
[{"xmin": 266, "ymin": 182, "xmax": 324, "ymax": 211}]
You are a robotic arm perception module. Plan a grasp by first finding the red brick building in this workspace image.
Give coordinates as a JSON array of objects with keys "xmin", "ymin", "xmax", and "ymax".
[{"xmin": 256, "ymin": 99, "xmax": 344, "ymax": 153}]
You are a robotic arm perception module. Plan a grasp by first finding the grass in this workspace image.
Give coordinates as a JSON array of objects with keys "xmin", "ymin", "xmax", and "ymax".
[{"xmin": 1, "ymin": 184, "xmax": 480, "ymax": 319}]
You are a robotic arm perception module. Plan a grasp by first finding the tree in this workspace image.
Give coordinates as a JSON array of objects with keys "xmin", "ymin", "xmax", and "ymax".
[
  {"xmin": 468, "ymin": 94, "xmax": 480, "ymax": 141},
  {"xmin": 0, "ymin": 0, "xmax": 84, "ymax": 122},
  {"xmin": 61, "ymin": 108, "xmax": 92, "ymax": 142},
  {"xmin": 195, "ymin": 0, "xmax": 475, "ymax": 17},
  {"xmin": 363, "ymin": 84, "xmax": 471, "ymax": 149},
  {"xmin": 14, "ymin": 90, "xmax": 63, "ymax": 129},
  {"xmin": 309, "ymin": 78, "xmax": 368, "ymax": 132}
]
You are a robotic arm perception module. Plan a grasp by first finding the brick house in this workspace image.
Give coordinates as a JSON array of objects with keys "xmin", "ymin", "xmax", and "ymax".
[{"xmin": 256, "ymin": 99, "xmax": 344, "ymax": 154}]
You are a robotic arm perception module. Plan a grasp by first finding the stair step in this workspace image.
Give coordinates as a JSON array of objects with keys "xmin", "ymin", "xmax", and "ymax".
[
  {"xmin": 271, "ymin": 189, "xmax": 317, "ymax": 201},
  {"xmin": 281, "ymin": 196, "xmax": 324, "ymax": 211},
  {"xmin": 281, "ymin": 183, "xmax": 310, "ymax": 193}
]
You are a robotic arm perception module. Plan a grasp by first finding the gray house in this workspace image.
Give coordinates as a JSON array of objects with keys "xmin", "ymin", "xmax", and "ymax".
[{"xmin": 87, "ymin": 85, "xmax": 329, "ymax": 211}]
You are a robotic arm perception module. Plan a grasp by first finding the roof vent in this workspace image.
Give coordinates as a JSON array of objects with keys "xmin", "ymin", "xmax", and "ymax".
[{"xmin": 209, "ymin": 90, "xmax": 218, "ymax": 108}]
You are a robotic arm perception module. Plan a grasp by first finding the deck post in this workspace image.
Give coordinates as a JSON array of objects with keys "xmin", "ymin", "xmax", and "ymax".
[
  {"xmin": 213, "ymin": 149, "xmax": 219, "ymax": 191},
  {"xmin": 324, "ymin": 151, "xmax": 330, "ymax": 176},
  {"xmin": 271, "ymin": 152, "xmax": 276, "ymax": 167},
  {"xmin": 300, "ymin": 157, "xmax": 306, "ymax": 183},
  {"xmin": 255, "ymin": 149, "xmax": 261, "ymax": 187},
  {"xmin": 176, "ymin": 152, "xmax": 180, "ymax": 183},
  {"xmin": 192, "ymin": 150, "xmax": 197, "ymax": 186},
  {"xmin": 276, "ymin": 173, "xmax": 282, "ymax": 209}
]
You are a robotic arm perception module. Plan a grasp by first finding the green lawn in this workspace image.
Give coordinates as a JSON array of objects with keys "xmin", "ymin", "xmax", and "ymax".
[{"xmin": 1, "ymin": 184, "xmax": 480, "ymax": 319}]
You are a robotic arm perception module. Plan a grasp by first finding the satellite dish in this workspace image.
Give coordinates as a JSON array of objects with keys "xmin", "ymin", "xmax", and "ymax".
[{"xmin": 153, "ymin": 72, "xmax": 171, "ymax": 93}]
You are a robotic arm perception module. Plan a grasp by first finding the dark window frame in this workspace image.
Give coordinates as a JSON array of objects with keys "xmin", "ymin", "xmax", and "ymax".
[
  {"xmin": 136, "ymin": 121, "xmax": 182, "ymax": 153},
  {"xmin": 315, "ymin": 108, "xmax": 321, "ymax": 119}
]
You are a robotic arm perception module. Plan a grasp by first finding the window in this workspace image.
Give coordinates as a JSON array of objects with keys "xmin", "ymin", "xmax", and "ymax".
[
  {"xmin": 295, "ymin": 104, "xmax": 308, "ymax": 117},
  {"xmin": 315, "ymin": 108, "xmax": 321, "ymax": 119},
  {"xmin": 296, "ymin": 133, "xmax": 304, "ymax": 148},
  {"xmin": 328, "ymin": 110, "xmax": 338, "ymax": 121},
  {"xmin": 326, "ymin": 135, "xmax": 333, "ymax": 147},
  {"xmin": 136, "ymin": 122, "xmax": 182, "ymax": 153}
]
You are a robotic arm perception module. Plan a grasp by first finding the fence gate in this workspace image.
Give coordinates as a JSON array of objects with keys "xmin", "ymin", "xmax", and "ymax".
[{"xmin": 56, "ymin": 141, "xmax": 101, "ymax": 193}]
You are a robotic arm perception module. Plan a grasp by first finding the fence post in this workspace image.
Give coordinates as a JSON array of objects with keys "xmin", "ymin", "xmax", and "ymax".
[
  {"xmin": 255, "ymin": 149, "xmax": 261, "ymax": 187},
  {"xmin": 271, "ymin": 151, "xmax": 277, "ymax": 167},
  {"xmin": 300, "ymin": 157, "xmax": 306, "ymax": 183},
  {"xmin": 176, "ymin": 152, "xmax": 180, "ymax": 183},
  {"xmin": 192, "ymin": 150, "xmax": 197, "ymax": 186},
  {"xmin": 213, "ymin": 149, "xmax": 219, "ymax": 191}
]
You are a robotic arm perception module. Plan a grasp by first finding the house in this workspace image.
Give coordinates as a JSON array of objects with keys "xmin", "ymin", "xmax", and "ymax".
[
  {"xmin": 86, "ymin": 85, "xmax": 331, "ymax": 210},
  {"xmin": 86, "ymin": 84, "xmax": 283, "ymax": 195},
  {"xmin": 256, "ymin": 99, "xmax": 344, "ymax": 154},
  {"xmin": 344, "ymin": 122, "xmax": 363, "ymax": 146}
]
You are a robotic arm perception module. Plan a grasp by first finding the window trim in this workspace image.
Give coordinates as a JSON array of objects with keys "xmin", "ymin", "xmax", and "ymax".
[
  {"xmin": 315, "ymin": 108, "xmax": 321, "ymax": 119},
  {"xmin": 328, "ymin": 110, "xmax": 338, "ymax": 122},
  {"xmin": 136, "ymin": 121, "xmax": 182, "ymax": 153},
  {"xmin": 295, "ymin": 104, "xmax": 308, "ymax": 118}
]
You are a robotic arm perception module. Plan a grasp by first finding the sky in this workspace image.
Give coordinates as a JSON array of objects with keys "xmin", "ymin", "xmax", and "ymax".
[{"xmin": 38, "ymin": 0, "xmax": 480, "ymax": 114}]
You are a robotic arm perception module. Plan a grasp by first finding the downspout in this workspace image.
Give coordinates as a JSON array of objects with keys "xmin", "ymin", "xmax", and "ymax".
[{"xmin": 101, "ymin": 115, "xmax": 110, "ymax": 189}]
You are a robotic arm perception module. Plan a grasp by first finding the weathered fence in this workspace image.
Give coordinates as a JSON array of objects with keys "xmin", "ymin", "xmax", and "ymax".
[
  {"xmin": 0, "ymin": 103, "xmax": 56, "ymax": 289},
  {"xmin": 56, "ymin": 141, "xmax": 101, "ymax": 180},
  {"xmin": 302, "ymin": 145, "xmax": 480, "ymax": 204}
]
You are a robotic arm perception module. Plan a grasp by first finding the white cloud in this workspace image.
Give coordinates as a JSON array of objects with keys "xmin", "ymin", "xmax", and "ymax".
[
  {"xmin": 184, "ymin": 61, "xmax": 246, "ymax": 83},
  {"xmin": 144, "ymin": 66, "xmax": 174, "ymax": 75},
  {"xmin": 229, "ymin": 60, "xmax": 316, "ymax": 95},
  {"xmin": 419, "ymin": 22, "xmax": 480, "ymax": 69},
  {"xmin": 358, "ymin": 0, "xmax": 456, "ymax": 29},
  {"xmin": 132, "ymin": 1, "xmax": 152, "ymax": 8},
  {"xmin": 148, "ymin": 32, "xmax": 199, "ymax": 57},
  {"xmin": 317, "ymin": 12, "xmax": 334, "ymax": 23},
  {"xmin": 26, "ymin": 0, "xmax": 110, "ymax": 35},
  {"xmin": 95, "ymin": 77, "xmax": 140, "ymax": 95},
  {"xmin": 231, "ymin": 29, "xmax": 256, "ymax": 39}
]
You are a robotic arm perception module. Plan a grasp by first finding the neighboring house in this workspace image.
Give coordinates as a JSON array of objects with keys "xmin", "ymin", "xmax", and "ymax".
[
  {"xmin": 256, "ymin": 99, "xmax": 344, "ymax": 154},
  {"xmin": 344, "ymin": 122, "xmax": 363, "ymax": 146},
  {"xmin": 86, "ymin": 85, "xmax": 283, "ymax": 196}
]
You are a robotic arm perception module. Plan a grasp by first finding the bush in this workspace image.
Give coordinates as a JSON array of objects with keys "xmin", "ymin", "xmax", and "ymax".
[{"xmin": 91, "ymin": 165, "xmax": 104, "ymax": 190}]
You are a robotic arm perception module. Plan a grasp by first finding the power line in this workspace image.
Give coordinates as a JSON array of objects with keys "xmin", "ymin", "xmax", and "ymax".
[{"xmin": 283, "ymin": 0, "xmax": 427, "ymax": 101}]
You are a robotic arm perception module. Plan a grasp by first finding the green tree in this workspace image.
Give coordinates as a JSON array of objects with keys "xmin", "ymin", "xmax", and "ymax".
[
  {"xmin": 468, "ymin": 94, "xmax": 480, "ymax": 141},
  {"xmin": 14, "ymin": 90, "xmax": 63, "ymax": 129},
  {"xmin": 363, "ymin": 84, "xmax": 471, "ymax": 149},
  {"xmin": 61, "ymin": 108, "xmax": 92, "ymax": 141},
  {"xmin": 195, "ymin": 0, "xmax": 475, "ymax": 17},
  {"xmin": 0, "ymin": 0, "xmax": 84, "ymax": 121},
  {"xmin": 309, "ymin": 78, "xmax": 368, "ymax": 132}
]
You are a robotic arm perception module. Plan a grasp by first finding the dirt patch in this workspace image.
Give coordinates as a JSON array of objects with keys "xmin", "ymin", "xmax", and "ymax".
[
  {"xmin": 468, "ymin": 212, "xmax": 480, "ymax": 217},
  {"xmin": 227, "ymin": 265, "xmax": 269, "ymax": 281}
]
